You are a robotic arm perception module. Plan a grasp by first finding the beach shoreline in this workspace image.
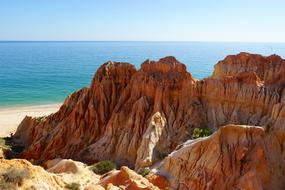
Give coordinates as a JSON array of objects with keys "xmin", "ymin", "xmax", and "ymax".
[{"xmin": 0, "ymin": 103, "xmax": 61, "ymax": 137}]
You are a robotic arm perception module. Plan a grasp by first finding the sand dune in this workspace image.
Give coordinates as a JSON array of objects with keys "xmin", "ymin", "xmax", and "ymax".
[{"xmin": 0, "ymin": 104, "xmax": 61, "ymax": 137}]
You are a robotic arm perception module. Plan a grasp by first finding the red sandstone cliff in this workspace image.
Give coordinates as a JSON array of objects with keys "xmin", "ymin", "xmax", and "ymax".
[{"xmin": 12, "ymin": 53, "xmax": 285, "ymax": 190}]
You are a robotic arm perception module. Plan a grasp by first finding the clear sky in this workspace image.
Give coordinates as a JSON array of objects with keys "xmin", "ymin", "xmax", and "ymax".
[{"xmin": 0, "ymin": 0, "xmax": 284, "ymax": 42}]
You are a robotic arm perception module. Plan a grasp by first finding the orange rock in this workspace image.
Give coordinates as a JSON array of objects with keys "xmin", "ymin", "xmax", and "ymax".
[
  {"xmin": 99, "ymin": 166, "xmax": 160, "ymax": 190},
  {"xmin": 0, "ymin": 159, "xmax": 65, "ymax": 189},
  {"xmin": 12, "ymin": 53, "xmax": 285, "ymax": 190},
  {"xmin": 157, "ymin": 125, "xmax": 285, "ymax": 190},
  {"xmin": 14, "ymin": 54, "xmax": 283, "ymax": 164},
  {"xmin": 213, "ymin": 52, "xmax": 285, "ymax": 85},
  {"xmin": 145, "ymin": 174, "xmax": 170, "ymax": 190}
]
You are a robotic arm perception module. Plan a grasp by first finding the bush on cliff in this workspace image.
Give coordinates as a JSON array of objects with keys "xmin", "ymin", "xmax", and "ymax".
[
  {"xmin": 192, "ymin": 128, "xmax": 212, "ymax": 139},
  {"xmin": 0, "ymin": 137, "xmax": 11, "ymax": 149},
  {"xmin": 35, "ymin": 116, "xmax": 46, "ymax": 123},
  {"xmin": 65, "ymin": 182, "xmax": 80, "ymax": 190},
  {"xmin": 90, "ymin": 160, "xmax": 116, "ymax": 175},
  {"xmin": 138, "ymin": 167, "xmax": 151, "ymax": 177}
]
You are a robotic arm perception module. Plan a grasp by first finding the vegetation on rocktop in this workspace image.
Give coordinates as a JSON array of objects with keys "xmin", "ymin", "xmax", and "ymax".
[
  {"xmin": 138, "ymin": 167, "xmax": 151, "ymax": 177},
  {"xmin": 0, "ymin": 168, "xmax": 30, "ymax": 189},
  {"xmin": 90, "ymin": 160, "xmax": 116, "ymax": 175},
  {"xmin": 65, "ymin": 182, "xmax": 80, "ymax": 190},
  {"xmin": 192, "ymin": 128, "xmax": 213, "ymax": 139},
  {"xmin": 35, "ymin": 116, "xmax": 46, "ymax": 123}
]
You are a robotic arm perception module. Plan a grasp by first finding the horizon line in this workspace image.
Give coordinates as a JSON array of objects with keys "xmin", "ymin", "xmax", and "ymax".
[{"xmin": 0, "ymin": 40, "xmax": 285, "ymax": 44}]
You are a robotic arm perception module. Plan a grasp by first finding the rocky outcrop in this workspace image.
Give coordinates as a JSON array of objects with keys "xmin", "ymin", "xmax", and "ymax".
[
  {"xmin": 0, "ymin": 158, "xmax": 165, "ymax": 190},
  {"xmin": 99, "ymin": 166, "xmax": 165, "ymax": 190},
  {"xmin": 156, "ymin": 100, "xmax": 285, "ymax": 190},
  {"xmin": 213, "ymin": 52, "xmax": 285, "ymax": 85},
  {"xmin": 201, "ymin": 72, "xmax": 279, "ymax": 129},
  {"xmin": 46, "ymin": 159, "xmax": 101, "ymax": 188},
  {"xmin": 155, "ymin": 81, "xmax": 285, "ymax": 190},
  {"xmin": 135, "ymin": 112, "xmax": 166, "ymax": 170},
  {"xmin": 12, "ymin": 53, "xmax": 285, "ymax": 189},
  {"xmin": 80, "ymin": 57, "xmax": 199, "ymax": 167},
  {"xmin": 0, "ymin": 159, "xmax": 65, "ymax": 190},
  {"xmin": 14, "ymin": 61, "xmax": 137, "ymax": 164},
  {"xmin": 156, "ymin": 124, "xmax": 284, "ymax": 190},
  {"xmin": 15, "ymin": 57, "xmax": 201, "ymax": 167}
]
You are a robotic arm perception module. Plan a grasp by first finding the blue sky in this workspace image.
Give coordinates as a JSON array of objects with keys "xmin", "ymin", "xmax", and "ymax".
[{"xmin": 0, "ymin": 0, "xmax": 284, "ymax": 42}]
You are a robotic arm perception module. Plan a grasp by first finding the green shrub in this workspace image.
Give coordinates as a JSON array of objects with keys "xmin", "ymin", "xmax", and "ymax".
[
  {"xmin": 192, "ymin": 128, "xmax": 212, "ymax": 139},
  {"xmin": 35, "ymin": 116, "xmax": 46, "ymax": 122},
  {"xmin": 65, "ymin": 182, "xmax": 80, "ymax": 190},
  {"xmin": 90, "ymin": 160, "xmax": 116, "ymax": 175},
  {"xmin": 165, "ymin": 187, "xmax": 172, "ymax": 190},
  {"xmin": 138, "ymin": 168, "xmax": 150, "ymax": 177}
]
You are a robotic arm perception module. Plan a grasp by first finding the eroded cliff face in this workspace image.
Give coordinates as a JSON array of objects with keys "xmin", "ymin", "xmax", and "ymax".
[
  {"xmin": 155, "ymin": 53, "xmax": 285, "ymax": 190},
  {"xmin": 156, "ymin": 100, "xmax": 285, "ymax": 190},
  {"xmin": 157, "ymin": 124, "xmax": 285, "ymax": 190},
  {"xmin": 14, "ymin": 61, "xmax": 137, "ymax": 163},
  {"xmin": 14, "ymin": 56, "xmax": 202, "ymax": 167},
  {"xmin": 213, "ymin": 52, "xmax": 285, "ymax": 85},
  {"xmin": 13, "ymin": 53, "xmax": 285, "ymax": 190}
]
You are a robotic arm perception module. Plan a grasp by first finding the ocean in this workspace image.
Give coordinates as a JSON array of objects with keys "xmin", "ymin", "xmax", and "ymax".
[{"xmin": 1, "ymin": 41, "xmax": 285, "ymax": 108}]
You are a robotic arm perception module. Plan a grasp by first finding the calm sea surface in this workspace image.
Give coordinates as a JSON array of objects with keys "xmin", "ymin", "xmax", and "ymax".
[{"xmin": 1, "ymin": 41, "xmax": 285, "ymax": 107}]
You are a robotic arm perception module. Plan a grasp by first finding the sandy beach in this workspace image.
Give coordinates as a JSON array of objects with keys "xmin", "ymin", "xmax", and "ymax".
[{"xmin": 0, "ymin": 103, "xmax": 61, "ymax": 137}]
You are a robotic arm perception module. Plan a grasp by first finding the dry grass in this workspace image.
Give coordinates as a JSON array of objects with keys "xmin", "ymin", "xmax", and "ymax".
[{"xmin": 0, "ymin": 167, "xmax": 30, "ymax": 190}]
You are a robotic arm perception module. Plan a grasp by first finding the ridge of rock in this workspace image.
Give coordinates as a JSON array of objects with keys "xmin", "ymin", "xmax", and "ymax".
[{"xmin": 213, "ymin": 52, "xmax": 285, "ymax": 85}]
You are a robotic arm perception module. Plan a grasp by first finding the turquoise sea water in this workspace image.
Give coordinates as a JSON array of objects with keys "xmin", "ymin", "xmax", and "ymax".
[{"xmin": 1, "ymin": 41, "xmax": 285, "ymax": 108}]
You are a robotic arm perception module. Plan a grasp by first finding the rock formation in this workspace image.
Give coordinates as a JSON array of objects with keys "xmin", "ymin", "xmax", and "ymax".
[
  {"xmin": 157, "ymin": 124, "xmax": 284, "ymax": 190},
  {"xmin": 0, "ymin": 159, "xmax": 65, "ymax": 190},
  {"xmin": 14, "ymin": 56, "xmax": 200, "ymax": 167},
  {"xmin": 0, "ymin": 158, "xmax": 165, "ymax": 190},
  {"xmin": 213, "ymin": 52, "xmax": 285, "ymax": 85},
  {"xmin": 11, "ymin": 52, "xmax": 285, "ymax": 190},
  {"xmin": 99, "ymin": 166, "xmax": 168, "ymax": 190},
  {"xmin": 45, "ymin": 159, "xmax": 101, "ymax": 188}
]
